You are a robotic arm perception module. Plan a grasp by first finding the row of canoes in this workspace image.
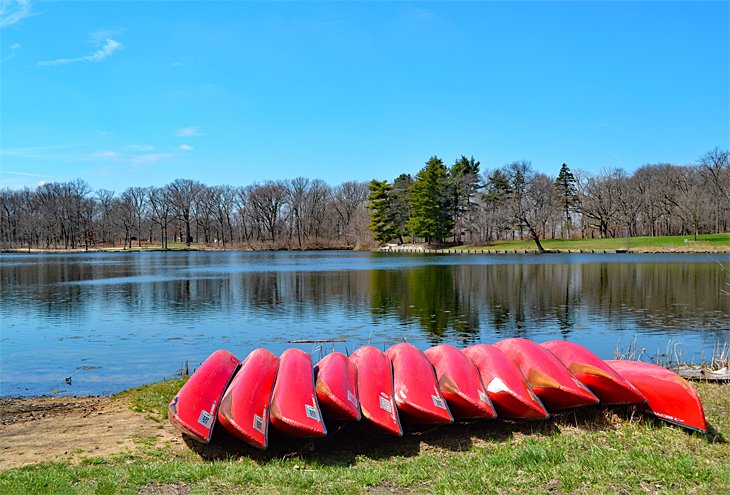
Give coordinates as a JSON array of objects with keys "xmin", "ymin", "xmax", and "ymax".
[{"xmin": 168, "ymin": 338, "xmax": 708, "ymax": 450}]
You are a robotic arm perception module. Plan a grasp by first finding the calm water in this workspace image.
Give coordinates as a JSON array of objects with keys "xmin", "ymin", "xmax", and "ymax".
[{"xmin": 1, "ymin": 251, "xmax": 728, "ymax": 397}]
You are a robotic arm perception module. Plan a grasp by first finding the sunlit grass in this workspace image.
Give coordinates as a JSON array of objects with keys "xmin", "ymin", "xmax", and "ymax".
[
  {"xmin": 1, "ymin": 381, "xmax": 727, "ymax": 494},
  {"xmin": 462, "ymin": 233, "xmax": 730, "ymax": 251},
  {"xmin": 116, "ymin": 377, "xmax": 188, "ymax": 420}
]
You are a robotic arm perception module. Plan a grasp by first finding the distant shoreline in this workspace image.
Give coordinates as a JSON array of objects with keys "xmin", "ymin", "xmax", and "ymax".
[{"xmin": 2, "ymin": 245, "xmax": 728, "ymax": 255}]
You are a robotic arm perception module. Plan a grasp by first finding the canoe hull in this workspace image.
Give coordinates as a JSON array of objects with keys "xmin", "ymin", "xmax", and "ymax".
[
  {"xmin": 494, "ymin": 338, "xmax": 599, "ymax": 411},
  {"xmin": 168, "ymin": 349, "xmax": 240, "ymax": 443},
  {"xmin": 217, "ymin": 348, "xmax": 279, "ymax": 449},
  {"xmin": 605, "ymin": 360, "xmax": 707, "ymax": 433},
  {"xmin": 424, "ymin": 345, "xmax": 496, "ymax": 420},
  {"xmin": 270, "ymin": 349, "xmax": 327, "ymax": 438},
  {"xmin": 349, "ymin": 346, "xmax": 402, "ymax": 436},
  {"xmin": 386, "ymin": 343, "xmax": 453, "ymax": 424},
  {"xmin": 315, "ymin": 352, "xmax": 361, "ymax": 422},
  {"xmin": 463, "ymin": 344, "xmax": 549, "ymax": 420},
  {"xmin": 541, "ymin": 341, "xmax": 646, "ymax": 405}
]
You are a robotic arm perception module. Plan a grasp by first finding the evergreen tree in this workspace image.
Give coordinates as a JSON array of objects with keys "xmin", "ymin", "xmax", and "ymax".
[
  {"xmin": 366, "ymin": 180, "xmax": 397, "ymax": 243},
  {"xmin": 449, "ymin": 155, "xmax": 481, "ymax": 244},
  {"xmin": 554, "ymin": 163, "xmax": 580, "ymax": 238},
  {"xmin": 392, "ymin": 173, "xmax": 413, "ymax": 243},
  {"xmin": 484, "ymin": 169, "xmax": 511, "ymax": 203},
  {"xmin": 407, "ymin": 156, "xmax": 453, "ymax": 243}
]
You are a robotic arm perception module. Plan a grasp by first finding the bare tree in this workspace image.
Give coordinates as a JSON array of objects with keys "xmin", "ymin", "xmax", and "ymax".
[
  {"xmin": 148, "ymin": 187, "xmax": 170, "ymax": 249},
  {"xmin": 212, "ymin": 185, "xmax": 237, "ymax": 248},
  {"xmin": 699, "ymin": 148, "xmax": 730, "ymax": 233},
  {"xmin": 285, "ymin": 177, "xmax": 311, "ymax": 248},
  {"xmin": 167, "ymin": 179, "xmax": 203, "ymax": 246},
  {"xmin": 331, "ymin": 181, "xmax": 369, "ymax": 247},
  {"xmin": 121, "ymin": 187, "xmax": 148, "ymax": 247},
  {"xmin": 498, "ymin": 161, "xmax": 556, "ymax": 252},
  {"xmin": 247, "ymin": 181, "xmax": 288, "ymax": 245},
  {"xmin": 304, "ymin": 179, "xmax": 333, "ymax": 246},
  {"xmin": 579, "ymin": 168, "xmax": 623, "ymax": 238}
]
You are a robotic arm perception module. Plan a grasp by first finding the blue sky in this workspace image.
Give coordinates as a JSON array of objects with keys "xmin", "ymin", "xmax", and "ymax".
[{"xmin": 1, "ymin": 0, "xmax": 728, "ymax": 192}]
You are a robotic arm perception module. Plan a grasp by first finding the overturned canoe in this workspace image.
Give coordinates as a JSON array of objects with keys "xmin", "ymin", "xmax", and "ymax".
[
  {"xmin": 269, "ymin": 348, "xmax": 327, "ymax": 438},
  {"xmin": 542, "ymin": 341, "xmax": 646, "ymax": 405},
  {"xmin": 386, "ymin": 343, "xmax": 453, "ymax": 424},
  {"xmin": 463, "ymin": 344, "xmax": 549, "ymax": 420},
  {"xmin": 494, "ymin": 338, "xmax": 599, "ymax": 411},
  {"xmin": 315, "ymin": 352, "xmax": 361, "ymax": 422},
  {"xmin": 424, "ymin": 344, "xmax": 496, "ymax": 420},
  {"xmin": 605, "ymin": 360, "xmax": 707, "ymax": 433},
  {"xmin": 168, "ymin": 349, "xmax": 240, "ymax": 443},
  {"xmin": 217, "ymin": 348, "xmax": 279, "ymax": 449},
  {"xmin": 349, "ymin": 346, "xmax": 402, "ymax": 436}
]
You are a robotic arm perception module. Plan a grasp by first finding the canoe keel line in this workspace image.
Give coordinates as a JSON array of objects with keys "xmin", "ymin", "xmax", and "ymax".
[{"xmin": 169, "ymin": 340, "xmax": 710, "ymax": 449}]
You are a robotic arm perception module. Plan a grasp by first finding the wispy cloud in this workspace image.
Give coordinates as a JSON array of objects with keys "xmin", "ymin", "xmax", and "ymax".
[
  {"xmin": 125, "ymin": 144, "xmax": 155, "ymax": 152},
  {"xmin": 39, "ymin": 38, "xmax": 122, "ymax": 67},
  {"xmin": 179, "ymin": 144, "xmax": 193, "ymax": 151},
  {"xmin": 91, "ymin": 150, "xmax": 118, "ymax": 159},
  {"xmin": 175, "ymin": 126, "xmax": 201, "ymax": 137},
  {"xmin": 1, "ymin": 170, "xmax": 46, "ymax": 177},
  {"xmin": 91, "ymin": 28, "xmax": 123, "ymax": 44},
  {"xmin": 0, "ymin": 143, "xmax": 84, "ymax": 158},
  {"xmin": 1, "ymin": 40, "xmax": 21, "ymax": 62},
  {"xmin": 131, "ymin": 153, "xmax": 177, "ymax": 165},
  {"xmin": 0, "ymin": 0, "xmax": 34, "ymax": 28}
]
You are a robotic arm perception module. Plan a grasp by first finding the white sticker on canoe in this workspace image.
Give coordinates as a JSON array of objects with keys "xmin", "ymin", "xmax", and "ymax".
[
  {"xmin": 198, "ymin": 410, "xmax": 213, "ymax": 429},
  {"xmin": 432, "ymin": 395, "xmax": 447, "ymax": 410},
  {"xmin": 348, "ymin": 390, "xmax": 358, "ymax": 407},
  {"xmin": 379, "ymin": 395, "xmax": 393, "ymax": 413},
  {"xmin": 478, "ymin": 390, "xmax": 489, "ymax": 403},
  {"xmin": 305, "ymin": 404, "xmax": 320, "ymax": 421},
  {"xmin": 487, "ymin": 377, "xmax": 509, "ymax": 394},
  {"xmin": 253, "ymin": 414, "xmax": 265, "ymax": 434}
]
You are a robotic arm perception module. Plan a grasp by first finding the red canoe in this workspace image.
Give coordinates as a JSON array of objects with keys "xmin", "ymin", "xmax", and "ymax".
[
  {"xmin": 541, "ymin": 341, "xmax": 646, "ymax": 405},
  {"xmin": 314, "ymin": 352, "xmax": 361, "ymax": 422},
  {"xmin": 269, "ymin": 349, "xmax": 327, "ymax": 438},
  {"xmin": 168, "ymin": 349, "xmax": 240, "ymax": 443},
  {"xmin": 493, "ymin": 338, "xmax": 599, "ymax": 411},
  {"xmin": 217, "ymin": 348, "xmax": 279, "ymax": 449},
  {"xmin": 463, "ymin": 344, "xmax": 549, "ymax": 420},
  {"xmin": 605, "ymin": 360, "xmax": 707, "ymax": 433},
  {"xmin": 385, "ymin": 343, "xmax": 453, "ymax": 424},
  {"xmin": 349, "ymin": 346, "xmax": 402, "ymax": 436},
  {"xmin": 424, "ymin": 344, "xmax": 496, "ymax": 420}
]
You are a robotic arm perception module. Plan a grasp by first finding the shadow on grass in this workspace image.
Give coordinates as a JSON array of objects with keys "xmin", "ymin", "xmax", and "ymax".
[
  {"xmin": 705, "ymin": 422, "xmax": 727, "ymax": 443},
  {"xmin": 181, "ymin": 403, "xmax": 724, "ymax": 464}
]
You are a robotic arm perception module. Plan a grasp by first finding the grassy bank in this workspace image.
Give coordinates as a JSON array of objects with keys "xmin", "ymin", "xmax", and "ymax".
[
  {"xmin": 460, "ymin": 233, "xmax": 730, "ymax": 252},
  {"xmin": 1, "ymin": 380, "xmax": 728, "ymax": 494}
]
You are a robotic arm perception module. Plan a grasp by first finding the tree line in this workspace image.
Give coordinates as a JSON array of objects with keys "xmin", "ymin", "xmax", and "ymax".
[
  {"xmin": 367, "ymin": 148, "xmax": 729, "ymax": 251},
  {"xmin": 1, "ymin": 147, "xmax": 727, "ymax": 251},
  {"xmin": 0, "ymin": 178, "xmax": 372, "ymax": 250}
]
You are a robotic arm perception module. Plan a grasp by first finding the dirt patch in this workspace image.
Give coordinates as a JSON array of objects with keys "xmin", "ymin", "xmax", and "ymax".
[{"xmin": 0, "ymin": 395, "xmax": 184, "ymax": 470}]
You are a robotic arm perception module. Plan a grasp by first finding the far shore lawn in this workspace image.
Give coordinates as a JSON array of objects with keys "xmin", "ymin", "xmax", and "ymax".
[{"xmin": 458, "ymin": 233, "xmax": 730, "ymax": 252}]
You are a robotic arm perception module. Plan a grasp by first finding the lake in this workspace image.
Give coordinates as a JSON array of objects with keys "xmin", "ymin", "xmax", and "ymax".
[{"xmin": 1, "ymin": 251, "xmax": 728, "ymax": 397}]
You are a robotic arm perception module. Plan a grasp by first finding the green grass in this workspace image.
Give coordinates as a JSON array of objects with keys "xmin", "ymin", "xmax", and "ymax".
[
  {"xmin": 1, "ymin": 381, "xmax": 728, "ymax": 494},
  {"xmin": 116, "ymin": 377, "xmax": 188, "ymax": 420},
  {"xmin": 461, "ymin": 233, "xmax": 730, "ymax": 251}
]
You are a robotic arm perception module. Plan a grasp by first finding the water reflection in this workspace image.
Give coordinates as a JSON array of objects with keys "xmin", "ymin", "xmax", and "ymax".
[
  {"xmin": 370, "ymin": 267, "xmax": 480, "ymax": 343},
  {"xmin": 0, "ymin": 252, "xmax": 727, "ymax": 396}
]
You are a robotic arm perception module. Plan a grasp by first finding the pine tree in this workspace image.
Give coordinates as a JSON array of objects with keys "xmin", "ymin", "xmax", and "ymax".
[
  {"xmin": 449, "ymin": 155, "xmax": 481, "ymax": 244},
  {"xmin": 554, "ymin": 163, "xmax": 580, "ymax": 238},
  {"xmin": 392, "ymin": 174, "xmax": 413, "ymax": 243},
  {"xmin": 407, "ymin": 157, "xmax": 453, "ymax": 243},
  {"xmin": 366, "ymin": 180, "xmax": 397, "ymax": 243}
]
